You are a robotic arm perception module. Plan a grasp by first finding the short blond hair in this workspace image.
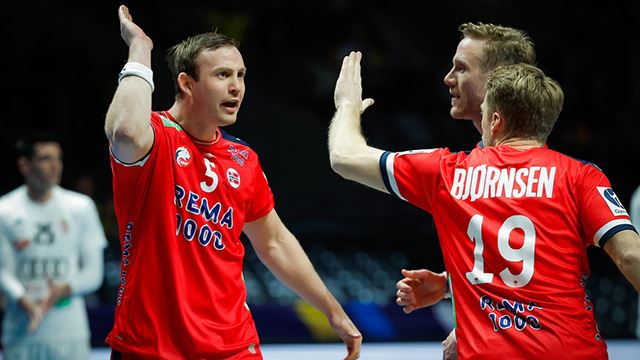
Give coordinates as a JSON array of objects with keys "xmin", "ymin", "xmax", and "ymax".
[
  {"xmin": 485, "ymin": 63, "xmax": 564, "ymax": 142},
  {"xmin": 459, "ymin": 22, "xmax": 536, "ymax": 71}
]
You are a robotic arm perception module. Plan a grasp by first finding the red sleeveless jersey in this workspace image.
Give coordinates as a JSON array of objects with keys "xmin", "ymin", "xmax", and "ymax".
[
  {"xmin": 380, "ymin": 145, "xmax": 635, "ymax": 359},
  {"xmin": 106, "ymin": 112, "xmax": 274, "ymax": 359}
]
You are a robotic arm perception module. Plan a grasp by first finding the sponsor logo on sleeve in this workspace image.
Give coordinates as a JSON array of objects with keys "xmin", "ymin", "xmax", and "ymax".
[
  {"xmin": 228, "ymin": 145, "xmax": 249, "ymax": 166},
  {"xmin": 597, "ymin": 186, "xmax": 628, "ymax": 216}
]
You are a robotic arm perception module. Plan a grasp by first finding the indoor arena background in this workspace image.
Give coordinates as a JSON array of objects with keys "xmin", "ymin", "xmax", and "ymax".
[{"xmin": 1, "ymin": 0, "xmax": 639, "ymax": 358}]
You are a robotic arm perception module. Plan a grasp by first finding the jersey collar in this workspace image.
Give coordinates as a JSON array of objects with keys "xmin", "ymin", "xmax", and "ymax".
[{"xmin": 162, "ymin": 111, "xmax": 221, "ymax": 145}]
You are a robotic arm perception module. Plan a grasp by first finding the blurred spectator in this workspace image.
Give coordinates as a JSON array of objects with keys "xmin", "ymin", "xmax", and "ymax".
[{"xmin": 0, "ymin": 131, "xmax": 107, "ymax": 359}]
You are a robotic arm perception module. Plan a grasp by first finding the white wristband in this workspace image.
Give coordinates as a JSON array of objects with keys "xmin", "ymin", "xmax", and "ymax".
[{"xmin": 118, "ymin": 62, "xmax": 154, "ymax": 91}]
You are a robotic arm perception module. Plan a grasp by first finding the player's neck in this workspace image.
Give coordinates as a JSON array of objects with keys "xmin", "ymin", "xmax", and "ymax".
[
  {"xmin": 495, "ymin": 137, "xmax": 544, "ymax": 150},
  {"xmin": 471, "ymin": 118, "xmax": 482, "ymax": 134},
  {"xmin": 26, "ymin": 185, "xmax": 53, "ymax": 203},
  {"xmin": 167, "ymin": 104, "xmax": 220, "ymax": 143}
]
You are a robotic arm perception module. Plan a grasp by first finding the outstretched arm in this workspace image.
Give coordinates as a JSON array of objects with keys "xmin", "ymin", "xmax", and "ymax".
[
  {"xmin": 329, "ymin": 51, "xmax": 385, "ymax": 192},
  {"xmin": 603, "ymin": 229, "xmax": 640, "ymax": 292},
  {"xmin": 105, "ymin": 5, "xmax": 154, "ymax": 163},
  {"xmin": 244, "ymin": 209, "xmax": 361, "ymax": 360}
]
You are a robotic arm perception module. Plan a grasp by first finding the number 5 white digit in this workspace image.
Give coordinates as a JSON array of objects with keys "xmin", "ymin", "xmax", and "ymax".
[
  {"xmin": 466, "ymin": 214, "xmax": 536, "ymax": 288},
  {"xmin": 200, "ymin": 158, "xmax": 219, "ymax": 193}
]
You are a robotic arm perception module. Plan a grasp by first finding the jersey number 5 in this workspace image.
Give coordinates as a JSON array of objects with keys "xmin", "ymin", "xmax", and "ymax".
[
  {"xmin": 200, "ymin": 158, "xmax": 219, "ymax": 193},
  {"xmin": 466, "ymin": 214, "xmax": 535, "ymax": 288}
]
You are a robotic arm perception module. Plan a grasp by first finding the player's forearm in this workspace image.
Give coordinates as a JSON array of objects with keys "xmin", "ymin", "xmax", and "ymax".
[
  {"xmin": 615, "ymin": 253, "xmax": 640, "ymax": 293},
  {"xmin": 0, "ymin": 270, "xmax": 25, "ymax": 302},
  {"xmin": 105, "ymin": 38, "xmax": 154, "ymax": 162},
  {"xmin": 257, "ymin": 232, "xmax": 343, "ymax": 317},
  {"xmin": 329, "ymin": 102, "xmax": 385, "ymax": 192},
  {"xmin": 613, "ymin": 249, "xmax": 640, "ymax": 292},
  {"xmin": 0, "ymin": 235, "xmax": 25, "ymax": 302},
  {"xmin": 126, "ymin": 39, "xmax": 153, "ymax": 68},
  {"xmin": 329, "ymin": 102, "xmax": 367, "ymax": 173},
  {"xmin": 604, "ymin": 230, "xmax": 640, "ymax": 292}
]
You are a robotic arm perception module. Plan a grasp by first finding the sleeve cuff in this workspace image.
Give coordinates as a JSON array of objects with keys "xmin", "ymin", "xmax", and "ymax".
[{"xmin": 1, "ymin": 272, "xmax": 26, "ymax": 302}]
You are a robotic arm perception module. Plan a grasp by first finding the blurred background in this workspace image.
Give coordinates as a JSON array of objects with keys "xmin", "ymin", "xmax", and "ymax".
[{"xmin": 1, "ymin": 0, "xmax": 639, "ymax": 350}]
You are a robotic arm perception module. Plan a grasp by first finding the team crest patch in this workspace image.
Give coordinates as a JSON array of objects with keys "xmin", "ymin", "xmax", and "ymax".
[
  {"xmin": 227, "ymin": 168, "xmax": 241, "ymax": 189},
  {"xmin": 175, "ymin": 146, "xmax": 192, "ymax": 167},
  {"xmin": 597, "ymin": 186, "xmax": 628, "ymax": 216},
  {"xmin": 227, "ymin": 145, "xmax": 249, "ymax": 166}
]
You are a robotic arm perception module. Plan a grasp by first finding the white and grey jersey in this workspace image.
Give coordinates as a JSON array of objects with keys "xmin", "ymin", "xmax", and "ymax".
[{"xmin": 0, "ymin": 185, "xmax": 107, "ymax": 345}]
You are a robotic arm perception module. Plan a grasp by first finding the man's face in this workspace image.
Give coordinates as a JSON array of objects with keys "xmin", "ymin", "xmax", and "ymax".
[
  {"xmin": 443, "ymin": 37, "xmax": 488, "ymax": 130},
  {"xmin": 20, "ymin": 142, "xmax": 63, "ymax": 192},
  {"xmin": 191, "ymin": 46, "xmax": 246, "ymax": 127}
]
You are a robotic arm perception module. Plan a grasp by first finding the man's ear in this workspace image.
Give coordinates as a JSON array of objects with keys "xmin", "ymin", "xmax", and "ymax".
[
  {"xmin": 17, "ymin": 156, "xmax": 29, "ymax": 176},
  {"xmin": 491, "ymin": 111, "xmax": 503, "ymax": 135},
  {"xmin": 177, "ymin": 73, "xmax": 193, "ymax": 97}
]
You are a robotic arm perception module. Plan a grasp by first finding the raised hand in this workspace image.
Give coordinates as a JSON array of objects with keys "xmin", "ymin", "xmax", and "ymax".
[
  {"xmin": 334, "ymin": 51, "xmax": 374, "ymax": 113},
  {"xmin": 118, "ymin": 5, "xmax": 153, "ymax": 52}
]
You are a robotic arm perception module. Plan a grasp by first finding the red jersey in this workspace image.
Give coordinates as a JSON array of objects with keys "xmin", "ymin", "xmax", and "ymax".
[
  {"xmin": 380, "ymin": 145, "xmax": 635, "ymax": 360},
  {"xmin": 106, "ymin": 112, "xmax": 274, "ymax": 359}
]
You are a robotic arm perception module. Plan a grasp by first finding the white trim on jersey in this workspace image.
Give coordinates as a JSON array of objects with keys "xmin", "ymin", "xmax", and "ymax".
[
  {"xmin": 396, "ymin": 149, "xmax": 438, "ymax": 156},
  {"xmin": 593, "ymin": 218, "xmax": 634, "ymax": 247},
  {"xmin": 385, "ymin": 153, "xmax": 406, "ymax": 201},
  {"xmin": 110, "ymin": 147, "xmax": 151, "ymax": 167}
]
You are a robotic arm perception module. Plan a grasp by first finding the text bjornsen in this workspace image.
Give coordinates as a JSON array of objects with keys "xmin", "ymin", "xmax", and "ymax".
[{"xmin": 450, "ymin": 166, "xmax": 556, "ymax": 201}]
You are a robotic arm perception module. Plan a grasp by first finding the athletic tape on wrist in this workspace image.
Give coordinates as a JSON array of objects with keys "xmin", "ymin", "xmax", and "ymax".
[
  {"xmin": 443, "ymin": 271, "xmax": 452, "ymax": 299},
  {"xmin": 118, "ymin": 62, "xmax": 154, "ymax": 91}
]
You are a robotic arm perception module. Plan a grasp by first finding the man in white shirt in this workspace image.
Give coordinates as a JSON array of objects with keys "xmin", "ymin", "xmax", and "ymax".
[{"xmin": 0, "ymin": 131, "xmax": 107, "ymax": 359}]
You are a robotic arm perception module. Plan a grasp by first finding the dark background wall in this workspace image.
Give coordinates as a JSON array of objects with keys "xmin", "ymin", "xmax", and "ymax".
[{"xmin": 1, "ymin": 0, "xmax": 639, "ymax": 339}]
